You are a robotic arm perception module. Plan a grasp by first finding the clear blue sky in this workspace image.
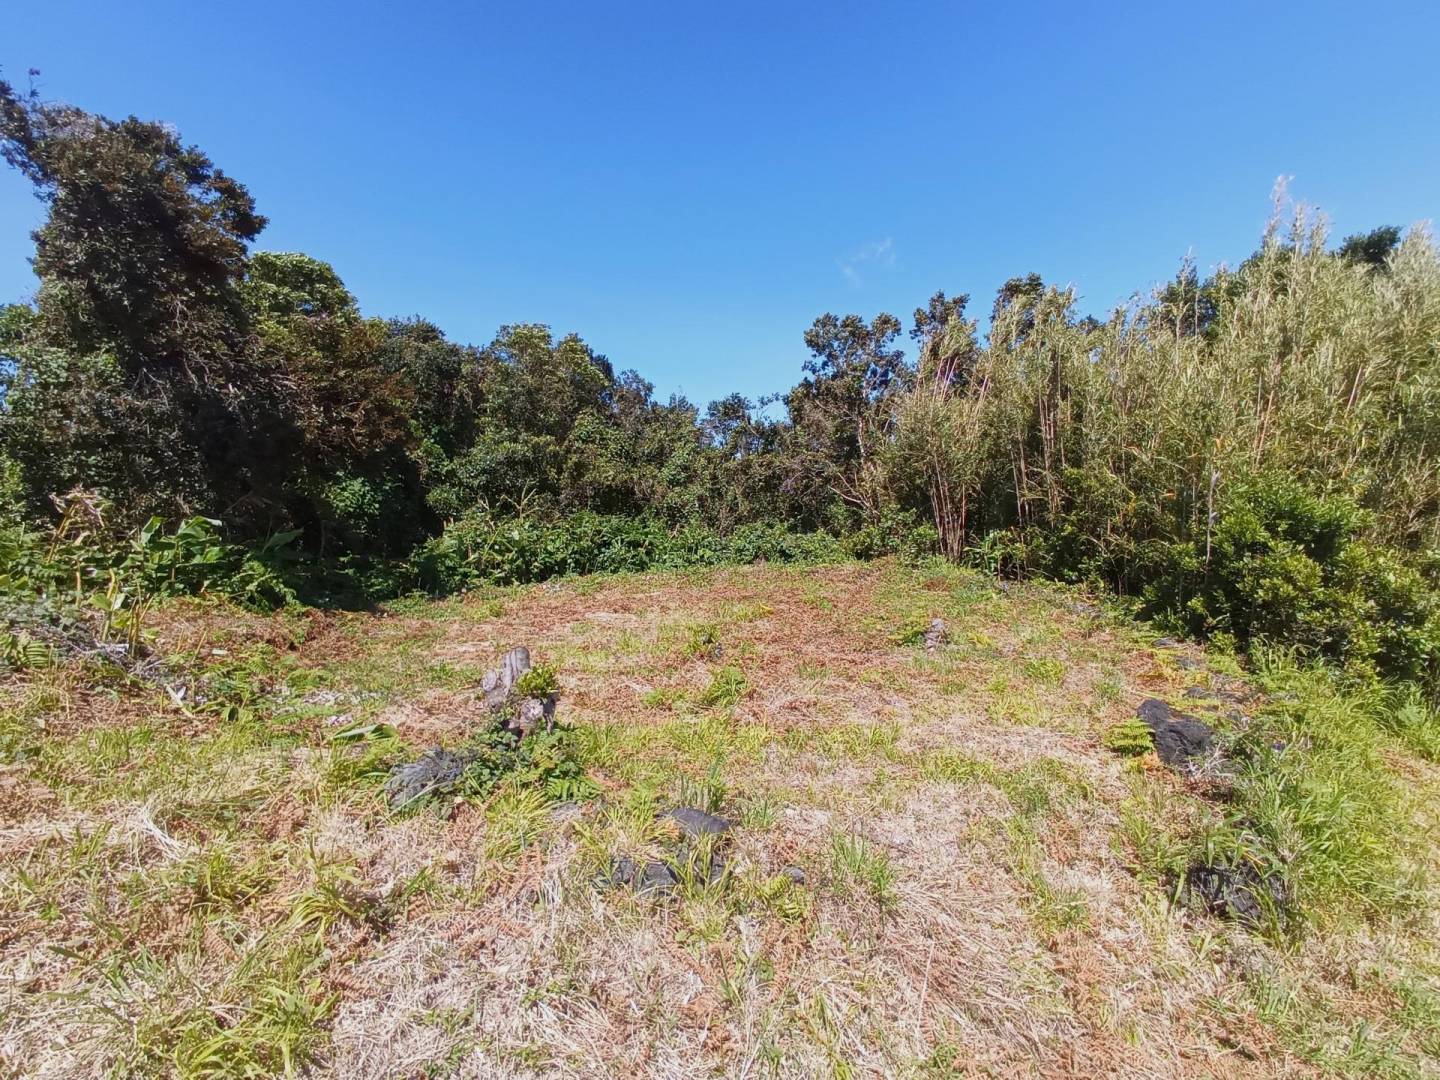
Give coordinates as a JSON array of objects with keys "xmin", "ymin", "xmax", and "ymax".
[{"xmin": 3, "ymin": 1, "xmax": 1438, "ymax": 407}]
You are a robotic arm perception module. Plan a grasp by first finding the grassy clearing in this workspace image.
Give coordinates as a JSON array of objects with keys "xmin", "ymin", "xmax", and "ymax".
[{"xmin": 2, "ymin": 560, "xmax": 1437, "ymax": 1077}]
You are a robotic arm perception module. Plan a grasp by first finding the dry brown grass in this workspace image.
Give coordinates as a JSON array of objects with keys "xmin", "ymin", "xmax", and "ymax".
[{"xmin": 1, "ymin": 561, "xmax": 1436, "ymax": 1078}]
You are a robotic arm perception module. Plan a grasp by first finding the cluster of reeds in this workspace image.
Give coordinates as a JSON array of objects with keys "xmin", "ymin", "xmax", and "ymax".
[{"xmin": 889, "ymin": 201, "xmax": 1440, "ymax": 589}]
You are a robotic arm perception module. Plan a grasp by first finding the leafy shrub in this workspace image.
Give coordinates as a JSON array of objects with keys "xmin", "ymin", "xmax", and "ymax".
[
  {"xmin": 0, "ymin": 499, "xmax": 301, "ymax": 672},
  {"xmin": 410, "ymin": 511, "xmax": 847, "ymax": 593},
  {"xmin": 1142, "ymin": 476, "xmax": 1440, "ymax": 687},
  {"xmin": 514, "ymin": 663, "xmax": 559, "ymax": 698},
  {"xmin": 725, "ymin": 520, "xmax": 848, "ymax": 565},
  {"xmin": 844, "ymin": 508, "xmax": 940, "ymax": 561},
  {"xmin": 1045, "ymin": 468, "xmax": 1145, "ymax": 583},
  {"xmin": 456, "ymin": 723, "xmax": 592, "ymax": 802},
  {"xmin": 964, "ymin": 527, "xmax": 1040, "ymax": 579},
  {"xmin": 890, "ymin": 614, "xmax": 935, "ymax": 646},
  {"xmin": 320, "ymin": 475, "xmax": 393, "ymax": 538}
]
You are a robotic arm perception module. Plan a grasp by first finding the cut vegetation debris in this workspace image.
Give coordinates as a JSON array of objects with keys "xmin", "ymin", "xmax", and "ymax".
[{"xmin": 2, "ymin": 560, "xmax": 1439, "ymax": 1078}]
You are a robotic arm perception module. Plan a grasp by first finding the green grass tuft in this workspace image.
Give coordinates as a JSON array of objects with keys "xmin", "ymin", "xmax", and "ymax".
[{"xmin": 698, "ymin": 665, "xmax": 748, "ymax": 709}]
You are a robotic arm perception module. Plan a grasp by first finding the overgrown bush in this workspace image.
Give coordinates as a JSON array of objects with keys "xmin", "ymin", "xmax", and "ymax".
[
  {"xmin": 884, "ymin": 206, "xmax": 1440, "ymax": 695},
  {"xmin": 843, "ymin": 508, "xmax": 941, "ymax": 561},
  {"xmin": 1142, "ymin": 476, "xmax": 1440, "ymax": 687},
  {"xmin": 409, "ymin": 510, "xmax": 848, "ymax": 593},
  {"xmin": 0, "ymin": 495, "xmax": 299, "ymax": 659}
]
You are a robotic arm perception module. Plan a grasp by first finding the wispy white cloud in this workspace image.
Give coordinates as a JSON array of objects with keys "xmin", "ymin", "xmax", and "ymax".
[{"xmin": 836, "ymin": 237, "xmax": 896, "ymax": 286}]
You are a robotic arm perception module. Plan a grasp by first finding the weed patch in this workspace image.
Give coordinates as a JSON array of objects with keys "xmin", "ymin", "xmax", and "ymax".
[
  {"xmin": 3, "ymin": 562, "xmax": 1437, "ymax": 1077},
  {"xmin": 698, "ymin": 665, "xmax": 748, "ymax": 709}
]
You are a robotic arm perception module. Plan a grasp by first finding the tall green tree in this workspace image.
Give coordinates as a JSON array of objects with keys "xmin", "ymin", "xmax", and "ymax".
[
  {"xmin": 0, "ymin": 74, "xmax": 285, "ymax": 526},
  {"xmin": 786, "ymin": 312, "xmax": 909, "ymax": 517},
  {"xmin": 0, "ymin": 74, "xmax": 264, "ymax": 373},
  {"xmin": 241, "ymin": 252, "xmax": 425, "ymax": 552}
]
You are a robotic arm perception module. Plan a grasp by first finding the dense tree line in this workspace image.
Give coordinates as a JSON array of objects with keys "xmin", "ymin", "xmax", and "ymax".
[
  {"xmin": 4, "ymin": 77, "xmax": 1440, "ymax": 688},
  {"xmin": 0, "ymin": 76, "xmax": 845, "ymax": 553}
]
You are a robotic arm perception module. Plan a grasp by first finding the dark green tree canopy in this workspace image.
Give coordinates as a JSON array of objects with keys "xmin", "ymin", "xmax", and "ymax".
[
  {"xmin": 1337, "ymin": 225, "xmax": 1401, "ymax": 269},
  {"xmin": 0, "ymin": 75, "xmax": 265, "ymax": 373},
  {"xmin": 801, "ymin": 312, "xmax": 906, "ymax": 396}
]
